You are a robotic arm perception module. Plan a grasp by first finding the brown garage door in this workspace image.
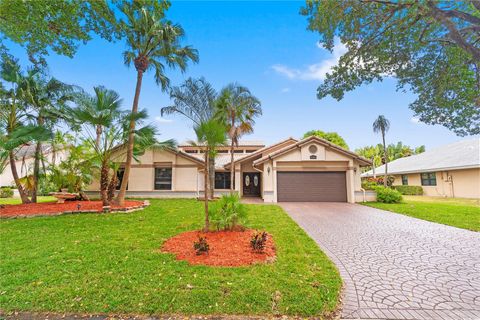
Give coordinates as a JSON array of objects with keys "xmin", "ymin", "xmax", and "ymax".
[{"xmin": 277, "ymin": 171, "xmax": 347, "ymax": 202}]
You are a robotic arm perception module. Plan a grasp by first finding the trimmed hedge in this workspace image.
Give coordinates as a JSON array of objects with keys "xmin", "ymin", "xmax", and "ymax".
[
  {"xmin": 0, "ymin": 187, "xmax": 14, "ymax": 198},
  {"xmin": 393, "ymin": 185, "xmax": 423, "ymax": 195},
  {"xmin": 374, "ymin": 186, "xmax": 403, "ymax": 203}
]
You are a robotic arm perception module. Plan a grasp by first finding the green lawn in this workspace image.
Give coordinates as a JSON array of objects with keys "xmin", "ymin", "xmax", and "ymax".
[
  {"xmin": 0, "ymin": 199, "xmax": 341, "ymax": 317},
  {"xmin": 363, "ymin": 196, "xmax": 480, "ymax": 232},
  {"xmin": 0, "ymin": 196, "xmax": 56, "ymax": 205}
]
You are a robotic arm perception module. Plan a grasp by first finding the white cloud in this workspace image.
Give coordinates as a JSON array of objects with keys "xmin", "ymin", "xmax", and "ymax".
[
  {"xmin": 410, "ymin": 116, "xmax": 420, "ymax": 124},
  {"xmin": 272, "ymin": 39, "xmax": 348, "ymax": 81},
  {"xmin": 281, "ymin": 87, "xmax": 291, "ymax": 93},
  {"xmin": 155, "ymin": 116, "xmax": 173, "ymax": 123}
]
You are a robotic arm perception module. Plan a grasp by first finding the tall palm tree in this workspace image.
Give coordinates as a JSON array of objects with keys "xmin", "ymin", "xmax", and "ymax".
[
  {"xmin": 116, "ymin": 0, "xmax": 198, "ymax": 206},
  {"xmin": 215, "ymin": 83, "xmax": 261, "ymax": 192},
  {"xmin": 373, "ymin": 115, "xmax": 390, "ymax": 187},
  {"xmin": 18, "ymin": 70, "xmax": 75, "ymax": 202},
  {"xmin": 161, "ymin": 77, "xmax": 217, "ymax": 198},
  {"xmin": 194, "ymin": 119, "xmax": 226, "ymax": 231}
]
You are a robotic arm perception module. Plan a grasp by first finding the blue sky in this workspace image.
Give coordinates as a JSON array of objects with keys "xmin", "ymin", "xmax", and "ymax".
[{"xmin": 6, "ymin": 1, "xmax": 472, "ymax": 151}]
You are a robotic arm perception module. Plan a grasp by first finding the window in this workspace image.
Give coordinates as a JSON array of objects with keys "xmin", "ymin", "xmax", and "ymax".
[
  {"xmin": 401, "ymin": 175, "xmax": 408, "ymax": 185},
  {"xmin": 421, "ymin": 172, "xmax": 436, "ymax": 186},
  {"xmin": 185, "ymin": 150, "xmax": 197, "ymax": 154},
  {"xmin": 155, "ymin": 168, "xmax": 172, "ymax": 190},
  {"xmin": 309, "ymin": 155, "xmax": 317, "ymax": 159},
  {"xmin": 234, "ymin": 149, "xmax": 244, "ymax": 153},
  {"xmin": 246, "ymin": 149, "xmax": 255, "ymax": 153},
  {"xmin": 116, "ymin": 168, "xmax": 127, "ymax": 190},
  {"xmin": 215, "ymin": 172, "xmax": 231, "ymax": 189},
  {"xmin": 217, "ymin": 150, "xmax": 228, "ymax": 153}
]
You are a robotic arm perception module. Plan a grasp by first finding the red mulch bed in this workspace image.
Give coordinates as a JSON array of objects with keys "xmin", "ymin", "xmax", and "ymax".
[
  {"xmin": 0, "ymin": 200, "xmax": 144, "ymax": 218},
  {"xmin": 161, "ymin": 229, "xmax": 276, "ymax": 267}
]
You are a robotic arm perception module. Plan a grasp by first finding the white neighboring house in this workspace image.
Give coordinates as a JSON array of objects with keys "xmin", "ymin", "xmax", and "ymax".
[
  {"xmin": 0, "ymin": 144, "xmax": 68, "ymax": 189},
  {"xmin": 362, "ymin": 138, "xmax": 480, "ymax": 199}
]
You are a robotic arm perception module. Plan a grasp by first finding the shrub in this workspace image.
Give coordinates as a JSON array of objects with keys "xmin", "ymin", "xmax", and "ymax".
[
  {"xmin": 193, "ymin": 235, "xmax": 209, "ymax": 255},
  {"xmin": 374, "ymin": 186, "xmax": 403, "ymax": 203},
  {"xmin": 210, "ymin": 193, "xmax": 247, "ymax": 231},
  {"xmin": 0, "ymin": 187, "xmax": 14, "ymax": 198},
  {"xmin": 393, "ymin": 185, "xmax": 423, "ymax": 195},
  {"xmin": 250, "ymin": 231, "xmax": 268, "ymax": 252},
  {"xmin": 361, "ymin": 176, "xmax": 395, "ymax": 189}
]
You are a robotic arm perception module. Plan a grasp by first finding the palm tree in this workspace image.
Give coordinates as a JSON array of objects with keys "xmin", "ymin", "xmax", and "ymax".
[
  {"xmin": 373, "ymin": 115, "xmax": 390, "ymax": 187},
  {"xmin": 215, "ymin": 83, "xmax": 261, "ymax": 192},
  {"xmin": 116, "ymin": 0, "xmax": 198, "ymax": 206},
  {"xmin": 161, "ymin": 77, "xmax": 217, "ymax": 198},
  {"xmin": 18, "ymin": 70, "xmax": 75, "ymax": 202},
  {"xmin": 194, "ymin": 119, "xmax": 226, "ymax": 231}
]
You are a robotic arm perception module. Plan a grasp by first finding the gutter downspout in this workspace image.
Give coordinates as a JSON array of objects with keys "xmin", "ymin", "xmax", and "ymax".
[{"xmin": 360, "ymin": 188, "xmax": 366, "ymax": 202}]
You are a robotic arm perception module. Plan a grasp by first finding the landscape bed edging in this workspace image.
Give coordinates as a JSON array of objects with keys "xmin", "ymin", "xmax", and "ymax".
[{"xmin": 0, "ymin": 200, "xmax": 150, "ymax": 219}]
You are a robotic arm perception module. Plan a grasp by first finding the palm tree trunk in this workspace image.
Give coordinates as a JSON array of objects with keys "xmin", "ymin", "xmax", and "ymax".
[
  {"xmin": 31, "ymin": 140, "xmax": 42, "ymax": 203},
  {"xmin": 230, "ymin": 140, "xmax": 235, "ymax": 193},
  {"xmin": 100, "ymin": 159, "xmax": 109, "ymax": 206},
  {"xmin": 9, "ymin": 151, "xmax": 31, "ymax": 204},
  {"xmin": 95, "ymin": 125, "xmax": 102, "ymax": 149},
  {"xmin": 382, "ymin": 132, "xmax": 387, "ymax": 187},
  {"xmin": 204, "ymin": 150, "xmax": 209, "ymax": 232},
  {"xmin": 116, "ymin": 70, "xmax": 144, "ymax": 206},
  {"xmin": 209, "ymin": 155, "xmax": 215, "ymax": 199}
]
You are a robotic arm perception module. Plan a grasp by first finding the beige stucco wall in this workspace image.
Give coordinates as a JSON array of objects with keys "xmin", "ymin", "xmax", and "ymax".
[
  {"xmin": 86, "ymin": 149, "xmax": 201, "ymax": 194},
  {"xmin": 391, "ymin": 168, "xmax": 480, "ymax": 199},
  {"xmin": 0, "ymin": 149, "xmax": 68, "ymax": 187}
]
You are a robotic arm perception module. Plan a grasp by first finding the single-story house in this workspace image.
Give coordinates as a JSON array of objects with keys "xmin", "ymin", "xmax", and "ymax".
[
  {"xmin": 362, "ymin": 138, "xmax": 480, "ymax": 199},
  {"xmin": 86, "ymin": 136, "xmax": 373, "ymax": 203},
  {"xmin": 0, "ymin": 144, "xmax": 68, "ymax": 188}
]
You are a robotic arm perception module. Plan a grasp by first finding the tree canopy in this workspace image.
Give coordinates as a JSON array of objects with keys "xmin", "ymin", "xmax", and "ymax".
[
  {"xmin": 302, "ymin": 130, "xmax": 349, "ymax": 150},
  {"xmin": 355, "ymin": 141, "xmax": 425, "ymax": 169},
  {"xmin": 0, "ymin": 0, "xmax": 118, "ymax": 65},
  {"xmin": 302, "ymin": 0, "xmax": 480, "ymax": 136}
]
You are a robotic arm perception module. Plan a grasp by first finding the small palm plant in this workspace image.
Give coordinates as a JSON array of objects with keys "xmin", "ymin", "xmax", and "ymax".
[
  {"xmin": 373, "ymin": 115, "xmax": 390, "ymax": 187},
  {"xmin": 194, "ymin": 119, "xmax": 227, "ymax": 231}
]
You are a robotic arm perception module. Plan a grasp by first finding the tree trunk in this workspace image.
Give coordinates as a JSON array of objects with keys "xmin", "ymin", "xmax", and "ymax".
[
  {"xmin": 209, "ymin": 154, "xmax": 215, "ymax": 199},
  {"xmin": 230, "ymin": 139, "xmax": 235, "ymax": 193},
  {"xmin": 204, "ymin": 150, "xmax": 209, "ymax": 232},
  {"xmin": 107, "ymin": 169, "xmax": 117, "ymax": 203},
  {"xmin": 382, "ymin": 132, "xmax": 388, "ymax": 187},
  {"xmin": 95, "ymin": 125, "xmax": 102, "ymax": 149},
  {"xmin": 116, "ymin": 70, "xmax": 144, "ymax": 206},
  {"xmin": 9, "ymin": 151, "xmax": 31, "ymax": 204},
  {"xmin": 100, "ymin": 159, "xmax": 109, "ymax": 206},
  {"xmin": 31, "ymin": 140, "xmax": 42, "ymax": 203}
]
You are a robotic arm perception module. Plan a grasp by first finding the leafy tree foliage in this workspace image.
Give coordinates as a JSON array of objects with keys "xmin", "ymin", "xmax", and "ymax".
[
  {"xmin": 0, "ymin": 0, "xmax": 118, "ymax": 65},
  {"xmin": 356, "ymin": 141, "xmax": 426, "ymax": 169},
  {"xmin": 303, "ymin": 130, "xmax": 349, "ymax": 150},
  {"xmin": 302, "ymin": 0, "xmax": 480, "ymax": 136}
]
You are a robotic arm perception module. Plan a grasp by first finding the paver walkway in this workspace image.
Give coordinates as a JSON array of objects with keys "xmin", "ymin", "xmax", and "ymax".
[{"xmin": 280, "ymin": 202, "xmax": 480, "ymax": 320}]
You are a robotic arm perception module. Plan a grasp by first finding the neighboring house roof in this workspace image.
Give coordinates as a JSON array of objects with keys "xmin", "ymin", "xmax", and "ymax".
[
  {"xmin": 14, "ymin": 144, "xmax": 56, "ymax": 160},
  {"xmin": 223, "ymin": 137, "xmax": 298, "ymax": 169},
  {"xmin": 253, "ymin": 136, "xmax": 372, "ymax": 166},
  {"xmin": 362, "ymin": 138, "xmax": 480, "ymax": 177},
  {"xmin": 179, "ymin": 140, "xmax": 265, "ymax": 147},
  {"xmin": 163, "ymin": 147, "xmax": 206, "ymax": 166}
]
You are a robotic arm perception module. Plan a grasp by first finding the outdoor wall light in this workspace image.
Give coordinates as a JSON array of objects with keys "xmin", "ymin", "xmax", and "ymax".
[{"xmin": 267, "ymin": 166, "xmax": 271, "ymax": 175}]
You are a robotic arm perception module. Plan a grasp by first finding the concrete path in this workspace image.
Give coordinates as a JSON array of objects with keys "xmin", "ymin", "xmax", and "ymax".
[{"xmin": 280, "ymin": 202, "xmax": 480, "ymax": 320}]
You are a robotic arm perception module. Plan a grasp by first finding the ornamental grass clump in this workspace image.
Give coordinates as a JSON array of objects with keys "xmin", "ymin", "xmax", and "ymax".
[
  {"xmin": 193, "ymin": 235, "xmax": 209, "ymax": 255},
  {"xmin": 250, "ymin": 231, "xmax": 268, "ymax": 253}
]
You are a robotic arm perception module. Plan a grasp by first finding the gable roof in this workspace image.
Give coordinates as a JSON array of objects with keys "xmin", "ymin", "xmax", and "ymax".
[
  {"xmin": 223, "ymin": 137, "xmax": 298, "ymax": 169},
  {"xmin": 164, "ymin": 147, "xmax": 205, "ymax": 166},
  {"xmin": 253, "ymin": 135, "xmax": 372, "ymax": 166},
  {"xmin": 362, "ymin": 138, "xmax": 480, "ymax": 177}
]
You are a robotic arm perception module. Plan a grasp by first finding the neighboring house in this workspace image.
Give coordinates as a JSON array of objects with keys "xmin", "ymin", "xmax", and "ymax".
[
  {"xmin": 362, "ymin": 138, "xmax": 480, "ymax": 199},
  {"xmin": 86, "ymin": 136, "xmax": 372, "ymax": 203},
  {"xmin": 0, "ymin": 144, "xmax": 68, "ymax": 187}
]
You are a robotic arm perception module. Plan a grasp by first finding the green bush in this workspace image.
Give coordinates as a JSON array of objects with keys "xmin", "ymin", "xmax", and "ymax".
[
  {"xmin": 374, "ymin": 186, "xmax": 403, "ymax": 203},
  {"xmin": 0, "ymin": 187, "xmax": 14, "ymax": 198},
  {"xmin": 393, "ymin": 185, "xmax": 423, "ymax": 195},
  {"xmin": 210, "ymin": 193, "xmax": 247, "ymax": 231}
]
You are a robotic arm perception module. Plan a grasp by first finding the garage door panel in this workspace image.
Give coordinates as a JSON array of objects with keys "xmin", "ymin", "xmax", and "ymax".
[{"xmin": 277, "ymin": 171, "xmax": 347, "ymax": 202}]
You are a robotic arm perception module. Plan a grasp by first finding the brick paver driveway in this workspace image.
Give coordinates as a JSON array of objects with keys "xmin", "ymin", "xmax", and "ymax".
[{"xmin": 280, "ymin": 202, "xmax": 480, "ymax": 320}]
